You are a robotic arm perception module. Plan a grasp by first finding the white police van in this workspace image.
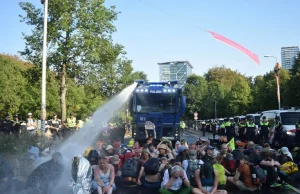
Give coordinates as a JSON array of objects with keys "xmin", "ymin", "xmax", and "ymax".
[{"xmin": 261, "ymin": 109, "xmax": 300, "ymax": 147}]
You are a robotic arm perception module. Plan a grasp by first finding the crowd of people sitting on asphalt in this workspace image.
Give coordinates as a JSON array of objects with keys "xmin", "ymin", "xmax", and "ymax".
[{"xmin": 70, "ymin": 136, "xmax": 300, "ymax": 194}]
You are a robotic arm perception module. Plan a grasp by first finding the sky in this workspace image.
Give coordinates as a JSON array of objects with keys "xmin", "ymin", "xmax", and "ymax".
[{"xmin": 1, "ymin": 0, "xmax": 300, "ymax": 81}]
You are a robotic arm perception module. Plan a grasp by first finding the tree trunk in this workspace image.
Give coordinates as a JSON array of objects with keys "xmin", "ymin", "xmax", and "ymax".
[{"xmin": 60, "ymin": 63, "xmax": 67, "ymax": 122}]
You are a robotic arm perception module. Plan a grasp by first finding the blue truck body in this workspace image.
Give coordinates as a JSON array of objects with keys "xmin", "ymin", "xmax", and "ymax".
[{"xmin": 131, "ymin": 80, "xmax": 186, "ymax": 142}]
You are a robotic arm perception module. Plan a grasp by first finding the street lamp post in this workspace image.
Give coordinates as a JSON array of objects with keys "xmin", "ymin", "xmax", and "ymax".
[
  {"xmin": 264, "ymin": 55, "xmax": 281, "ymax": 110},
  {"xmin": 41, "ymin": 0, "xmax": 48, "ymax": 132}
]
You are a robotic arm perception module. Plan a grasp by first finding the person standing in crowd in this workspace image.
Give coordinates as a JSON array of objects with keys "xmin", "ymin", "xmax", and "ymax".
[
  {"xmin": 295, "ymin": 119, "xmax": 300, "ymax": 146},
  {"xmin": 224, "ymin": 118, "xmax": 234, "ymax": 143},
  {"xmin": 273, "ymin": 116, "xmax": 283, "ymax": 148},
  {"xmin": 49, "ymin": 113, "xmax": 61, "ymax": 140},
  {"xmin": 238, "ymin": 118, "xmax": 246, "ymax": 142},
  {"xmin": 65, "ymin": 112, "xmax": 77, "ymax": 137},
  {"xmin": 12, "ymin": 114, "xmax": 21, "ymax": 135},
  {"xmin": 245, "ymin": 117, "xmax": 256, "ymax": 142},
  {"xmin": 211, "ymin": 120, "xmax": 217, "ymax": 139},
  {"xmin": 258, "ymin": 116, "xmax": 271, "ymax": 145},
  {"xmin": 180, "ymin": 120, "xmax": 186, "ymax": 135},
  {"xmin": 0, "ymin": 114, "xmax": 13, "ymax": 135},
  {"xmin": 26, "ymin": 112, "xmax": 36, "ymax": 135}
]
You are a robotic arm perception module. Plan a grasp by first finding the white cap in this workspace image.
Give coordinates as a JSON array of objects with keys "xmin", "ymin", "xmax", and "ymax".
[{"xmin": 28, "ymin": 113, "xmax": 32, "ymax": 116}]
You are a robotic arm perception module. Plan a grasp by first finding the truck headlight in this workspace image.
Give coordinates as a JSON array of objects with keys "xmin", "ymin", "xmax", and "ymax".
[
  {"xmin": 175, "ymin": 134, "xmax": 178, "ymax": 136},
  {"xmin": 287, "ymin": 132, "xmax": 292, "ymax": 135},
  {"xmin": 134, "ymin": 133, "xmax": 136, "ymax": 135}
]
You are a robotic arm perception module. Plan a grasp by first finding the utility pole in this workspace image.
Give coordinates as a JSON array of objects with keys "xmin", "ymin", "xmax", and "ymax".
[{"xmin": 41, "ymin": 0, "xmax": 48, "ymax": 132}]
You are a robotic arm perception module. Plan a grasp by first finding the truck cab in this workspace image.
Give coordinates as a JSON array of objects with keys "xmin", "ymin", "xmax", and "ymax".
[{"xmin": 130, "ymin": 80, "xmax": 186, "ymax": 143}]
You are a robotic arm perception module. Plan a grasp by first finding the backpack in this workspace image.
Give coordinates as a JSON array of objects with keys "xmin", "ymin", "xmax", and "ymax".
[
  {"xmin": 249, "ymin": 164, "xmax": 266, "ymax": 185},
  {"xmin": 186, "ymin": 160, "xmax": 201, "ymax": 186},
  {"xmin": 144, "ymin": 158, "xmax": 160, "ymax": 175},
  {"xmin": 121, "ymin": 158, "xmax": 138, "ymax": 178}
]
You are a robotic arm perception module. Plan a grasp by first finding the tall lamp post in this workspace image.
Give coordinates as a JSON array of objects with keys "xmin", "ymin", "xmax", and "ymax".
[
  {"xmin": 41, "ymin": 0, "xmax": 48, "ymax": 132},
  {"xmin": 264, "ymin": 55, "xmax": 281, "ymax": 110}
]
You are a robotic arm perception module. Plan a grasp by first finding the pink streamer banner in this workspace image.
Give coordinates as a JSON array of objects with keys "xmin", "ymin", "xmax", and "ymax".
[{"xmin": 206, "ymin": 31, "xmax": 260, "ymax": 65}]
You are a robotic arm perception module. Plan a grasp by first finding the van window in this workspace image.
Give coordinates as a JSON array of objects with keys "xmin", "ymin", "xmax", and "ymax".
[
  {"xmin": 254, "ymin": 116, "xmax": 260, "ymax": 125},
  {"xmin": 280, "ymin": 112, "xmax": 300, "ymax": 125}
]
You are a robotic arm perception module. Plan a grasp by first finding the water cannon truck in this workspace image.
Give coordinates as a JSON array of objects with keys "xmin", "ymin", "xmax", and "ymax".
[{"xmin": 129, "ymin": 80, "xmax": 186, "ymax": 144}]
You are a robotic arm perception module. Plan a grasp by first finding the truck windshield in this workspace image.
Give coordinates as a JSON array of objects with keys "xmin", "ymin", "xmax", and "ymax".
[
  {"xmin": 135, "ymin": 93, "xmax": 177, "ymax": 113},
  {"xmin": 280, "ymin": 112, "xmax": 300, "ymax": 125}
]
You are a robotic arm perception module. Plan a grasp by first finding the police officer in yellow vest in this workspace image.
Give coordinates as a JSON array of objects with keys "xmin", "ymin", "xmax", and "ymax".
[
  {"xmin": 295, "ymin": 119, "xmax": 300, "ymax": 144},
  {"xmin": 258, "ymin": 116, "xmax": 270, "ymax": 145},
  {"xmin": 77, "ymin": 116, "xmax": 85, "ymax": 130},
  {"xmin": 66, "ymin": 113, "xmax": 77, "ymax": 136},
  {"xmin": 245, "ymin": 117, "xmax": 256, "ymax": 142},
  {"xmin": 238, "ymin": 118, "xmax": 246, "ymax": 142},
  {"xmin": 220, "ymin": 121, "xmax": 225, "ymax": 136},
  {"xmin": 211, "ymin": 120, "xmax": 217, "ymax": 139},
  {"xmin": 49, "ymin": 113, "xmax": 61, "ymax": 140},
  {"xmin": 224, "ymin": 118, "xmax": 234, "ymax": 143},
  {"xmin": 180, "ymin": 121, "xmax": 186, "ymax": 135},
  {"xmin": 273, "ymin": 116, "xmax": 283, "ymax": 148}
]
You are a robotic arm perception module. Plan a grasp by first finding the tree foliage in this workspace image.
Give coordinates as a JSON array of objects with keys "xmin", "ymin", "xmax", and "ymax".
[{"xmin": 18, "ymin": 0, "xmax": 147, "ymax": 121}]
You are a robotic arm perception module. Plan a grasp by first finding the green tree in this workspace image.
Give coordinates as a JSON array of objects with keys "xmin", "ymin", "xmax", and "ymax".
[
  {"xmin": 183, "ymin": 74, "xmax": 208, "ymax": 119},
  {"xmin": 0, "ymin": 54, "xmax": 28, "ymax": 115},
  {"xmin": 19, "ymin": 0, "xmax": 122, "ymax": 121},
  {"xmin": 285, "ymin": 53, "xmax": 300, "ymax": 107},
  {"xmin": 252, "ymin": 69, "xmax": 290, "ymax": 110}
]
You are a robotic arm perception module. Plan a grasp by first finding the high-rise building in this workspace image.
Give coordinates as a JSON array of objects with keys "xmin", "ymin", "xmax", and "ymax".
[
  {"xmin": 281, "ymin": 46, "xmax": 299, "ymax": 70},
  {"xmin": 158, "ymin": 61, "xmax": 193, "ymax": 88}
]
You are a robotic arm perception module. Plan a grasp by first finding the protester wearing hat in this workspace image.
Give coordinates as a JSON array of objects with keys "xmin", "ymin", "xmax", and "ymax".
[
  {"xmin": 202, "ymin": 145, "xmax": 215, "ymax": 163},
  {"xmin": 103, "ymin": 145, "xmax": 114, "ymax": 157},
  {"xmin": 26, "ymin": 112, "xmax": 36, "ymax": 135},
  {"xmin": 182, "ymin": 149, "xmax": 204, "ymax": 172},
  {"xmin": 108, "ymin": 154, "xmax": 122, "ymax": 177},
  {"xmin": 158, "ymin": 144, "xmax": 174, "ymax": 160},
  {"xmin": 175, "ymin": 145, "xmax": 189, "ymax": 164},
  {"xmin": 249, "ymin": 145, "xmax": 263, "ymax": 165},
  {"xmin": 277, "ymin": 147, "xmax": 293, "ymax": 164}
]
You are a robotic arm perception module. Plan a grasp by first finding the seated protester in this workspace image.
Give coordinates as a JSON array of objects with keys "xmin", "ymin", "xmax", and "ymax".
[
  {"xmin": 173, "ymin": 141, "xmax": 181, "ymax": 156},
  {"xmin": 108, "ymin": 155, "xmax": 122, "ymax": 177},
  {"xmin": 219, "ymin": 144, "xmax": 236, "ymax": 174},
  {"xmin": 192, "ymin": 162, "xmax": 227, "ymax": 194},
  {"xmin": 213, "ymin": 156, "xmax": 227, "ymax": 190},
  {"xmin": 189, "ymin": 143, "xmax": 197, "ymax": 150},
  {"xmin": 259, "ymin": 148, "xmax": 285, "ymax": 187},
  {"xmin": 72, "ymin": 155, "xmax": 93, "ymax": 194},
  {"xmin": 140, "ymin": 150, "xmax": 150, "ymax": 165},
  {"xmin": 243, "ymin": 141, "xmax": 255, "ymax": 156},
  {"xmin": 132, "ymin": 141, "xmax": 142, "ymax": 158},
  {"xmin": 87, "ymin": 150, "xmax": 100, "ymax": 166},
  {"xmin": 112, "ymin": 140, "xmax": 121, "ymax": 155},
  {"xmin": 92, "ymin": 156, "xmax": 116, "ymax": 194},
  {"xmin": 202, "ymin": 145, "xmax": 215, "ymax": 164},
  {"xmin": 175, "ymin": 146, "xmax": 189, "ymax": 164},
  {"xmin": 158, "ymin": 144, "xmax": 174, "ymax": 161},
  {"xmin": 148, "ymin": 143, "xmax": 159, "ymax": 158},
  {"xmin": 137, "ymin": 157, "xmax": 166, "ymax": 189},
  {"xmin": 249, "ymin": 145, "xmax": 263, "ymax": 165},
  {"xmin": 227, "ymin": 155, "xmax": 257, "ymax": 192},
  {"xmin": 103, "ymin": 145, "xmax": 115, "ymax": 157},
  {"xmin": 182, "ymin": 149, "xmax": 204, "ymax": 187},
  {"xmin": 160, "ymin": 165, "xmax": 192, "ymax": 194},
  {"xmin": 279, "ymin": 147, "xmax": 293, "ymax": 162}
]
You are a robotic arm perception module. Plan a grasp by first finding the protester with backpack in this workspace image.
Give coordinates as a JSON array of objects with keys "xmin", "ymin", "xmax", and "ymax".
[
  {"xmin": 137, "ymin": 157, "xmax": 166, "ymax": 189},
  {"xmin": 227, "ymin": 155, "xmax": 257, "ymax": 192},
  {"xmin": 182, "ymin": 149, "xmax": 203, "ymax": 187},
  {"xmin": 192, "ymin": 162, "xmax": 227, "ymax": 194}
]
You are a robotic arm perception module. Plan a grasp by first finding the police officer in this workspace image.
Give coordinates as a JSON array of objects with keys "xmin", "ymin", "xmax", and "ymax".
[
  {"xmin": 76, "ymin": 116, "xmax": 85, "ymax": 130},
  {"xmin": 295, "ymin": 119, "xmax": 300, "ymax": 145},
  {"xmin": 180, "ymin": 120, "xmax": 186, "ymax": 135},
  {"xmin": 201, "ymin": 120, "xmax": 206, "ymax": 136},
  {"xmin": 211, "ymin": 119, "xmax": 217, "ymax": 139},
  {"xmin": 225, "ymin": 117, "xmax": 234, "ymax": 142},
  {"xmin": 49, "ymin": 113, "xmax": 61, "ymax": 140},
  {"xmin": 238, "ymin": 118, "xmax": 246, "ymax": 142},
  {"xmin": 65, "ymin": 113, "xmax": 77, "ymax": 137},
  {"xmin": 205, "ymin": 120, "xmax": 211, "ymax": 134},
  {"xmin": 273, "ymin": 116, "xmax": 283, "ymax": 148},
  {"xmin": 258, "ymin": 116, "xmax": 270, "ymax": 145},
  {"xmin": 220, "ymin": 120, "xmax": 226, "ymax": 137},
  {"xmin": 0, "ymin": 114, "xmax": 13, "ymax": 135},
  {"xmin": 245, "ymin": 117, "xmax": 256, "ymax": 142},
  {"xmin": 12, "ymin": 114, "xmax": 21, "ymax": 135}
]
